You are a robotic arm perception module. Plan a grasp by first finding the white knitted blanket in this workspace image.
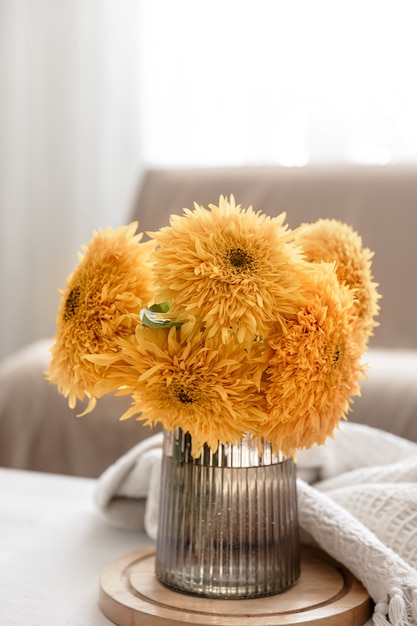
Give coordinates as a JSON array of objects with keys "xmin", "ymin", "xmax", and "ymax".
[{"xmin": 95, "ymin": 423, "xmax": 417, "ymax": 626}]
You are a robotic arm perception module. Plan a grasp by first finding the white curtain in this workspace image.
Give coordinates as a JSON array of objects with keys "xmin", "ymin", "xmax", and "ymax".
[
  {"xmin": 0, "ymin": 0, "xmax": 143, "ymax": 360},
  {"xmin": 2, "ymin": 0, "xmax": 417, "ymax": 361}
]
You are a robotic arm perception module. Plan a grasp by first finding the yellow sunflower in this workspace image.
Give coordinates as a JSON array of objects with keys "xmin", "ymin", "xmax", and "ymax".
[
  {"xmin": 149, "ymin": 195, "xmax": 309, "ymax": 346},
  {"xmin": 45, "ymin": 222, "xmax": 155, "ymax": 412},
  {"xmin": 93, "ymin": 323, "xmax": 269, "ymax": 457},
  {"xmin": 259, "ymin": 263, "xmax": 367, "ymax": 457},
  {"xmin": 293, "ymin": 218, "xmax": 380, "ymax": 349}
]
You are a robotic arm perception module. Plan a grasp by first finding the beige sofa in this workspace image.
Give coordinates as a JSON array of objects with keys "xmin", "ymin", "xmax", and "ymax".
[{"xmin": 1, "ymin": 164, "xmax": 417, "ymax": 476}]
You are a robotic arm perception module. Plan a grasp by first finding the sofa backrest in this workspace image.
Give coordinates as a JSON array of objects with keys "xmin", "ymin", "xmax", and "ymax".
[{"xmin": 130, "ymin": 164, "xmax": 417, "ymax": 350}]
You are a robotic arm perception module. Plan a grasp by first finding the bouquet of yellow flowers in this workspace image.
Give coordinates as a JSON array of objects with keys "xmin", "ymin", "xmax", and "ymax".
[{"xmin": 46, "ymin": 196, "xmax": 380, "ymax": 457}]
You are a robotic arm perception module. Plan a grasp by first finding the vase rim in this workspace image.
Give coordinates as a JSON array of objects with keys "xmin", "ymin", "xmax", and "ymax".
[{"xmin": 163, "ymin": 428, "xmax": 287, "ymax": 467}]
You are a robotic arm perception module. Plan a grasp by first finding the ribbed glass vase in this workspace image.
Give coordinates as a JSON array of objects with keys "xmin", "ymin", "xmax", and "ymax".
[{"xmin": 155, "ymin": 428, "xmax": 300, "ymax": 599}]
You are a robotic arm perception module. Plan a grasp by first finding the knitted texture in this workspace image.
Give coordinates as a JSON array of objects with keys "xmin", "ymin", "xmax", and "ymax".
[
  {"xmin": 298, "ymin": 480, "xmax": 417, "ymax": 625},
  {"xmin": 298, "ymin": 423, "xmax": 417, "ymax": 625}
]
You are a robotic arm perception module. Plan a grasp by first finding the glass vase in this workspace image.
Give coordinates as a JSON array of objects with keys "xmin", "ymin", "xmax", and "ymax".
[{"xmin": 155, "ymin": 428, "xmax": 300, "ymax": 599}]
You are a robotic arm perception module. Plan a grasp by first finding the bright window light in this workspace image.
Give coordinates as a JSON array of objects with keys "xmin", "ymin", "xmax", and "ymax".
[{"xmin": 137, "ymin": 0, "xmax": 417, "ymax": 167}]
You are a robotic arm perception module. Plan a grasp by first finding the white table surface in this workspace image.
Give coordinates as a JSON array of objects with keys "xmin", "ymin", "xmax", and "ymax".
[
  {"xmin": 0, "ymin": 467, "xmax": 152, "ymax": 626},
  {"xmin": 0, "ymin": 467, "xmax": 373, "ymax": 626}
]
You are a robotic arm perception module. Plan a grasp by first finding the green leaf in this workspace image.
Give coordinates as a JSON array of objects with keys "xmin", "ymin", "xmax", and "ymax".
[
  {"xmin": 140, "ymin": 303, "xmax": 182, "ymax": 329},
  {"xmin": 149, "ymin": 302, "xmax": 171, "ymax": 314}
]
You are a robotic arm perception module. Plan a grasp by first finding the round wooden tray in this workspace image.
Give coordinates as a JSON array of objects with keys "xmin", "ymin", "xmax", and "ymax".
[{"xmin": 99, "ymin": 545, "xmax": 372, "ymax": 626}]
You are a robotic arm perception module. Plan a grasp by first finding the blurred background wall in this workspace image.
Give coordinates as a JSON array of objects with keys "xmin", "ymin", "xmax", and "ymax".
[{"xmin": 1, "ymin": 0, "xmax": 416, "ymax": 360}]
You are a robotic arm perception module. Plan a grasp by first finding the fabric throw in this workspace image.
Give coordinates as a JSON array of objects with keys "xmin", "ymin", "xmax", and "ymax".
[
  {"xmin": 95, "ymin": 432, "xmax": 163, "ymax": 534},
  {"xmin": 95, "ymin": 423, "xmax": 417, "ymax": 626}
]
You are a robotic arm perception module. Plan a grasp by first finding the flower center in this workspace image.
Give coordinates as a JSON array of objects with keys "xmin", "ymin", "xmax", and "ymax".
[
  {"xmin": 224, "ymin": 247, "xmax": 255, "ymax": 273},
  {"xmin": 333, "ymin": 346, "xmax": 341, "ymax": 363},
  {"xmin": 63, "ymin": 286, "xmax": 82, "ymax": 321},
  {"xmin": 174, "ymin": 384, "xmax": 195, "ymax": 404}
]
